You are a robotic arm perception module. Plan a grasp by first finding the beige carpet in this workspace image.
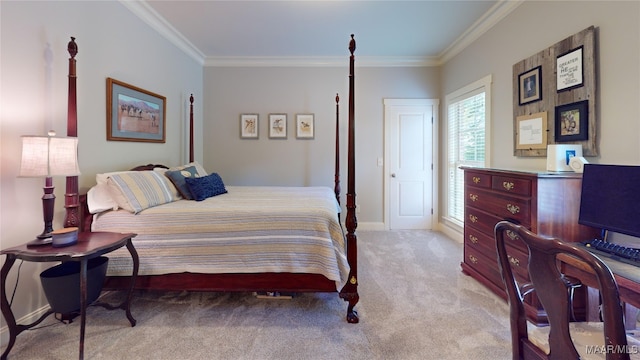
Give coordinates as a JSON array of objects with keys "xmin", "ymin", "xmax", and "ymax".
[{"xmin": 3, "ymin": 230, "xmax": 513, "ymax": 359}]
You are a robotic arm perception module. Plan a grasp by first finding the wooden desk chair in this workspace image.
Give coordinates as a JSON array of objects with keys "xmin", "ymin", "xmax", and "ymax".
[{"xmin": 494, "ymin": 220, "xmax": 635, "ymax": 360}]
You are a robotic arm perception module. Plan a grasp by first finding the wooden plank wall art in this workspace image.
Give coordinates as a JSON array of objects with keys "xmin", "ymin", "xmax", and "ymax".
[{"xmin": 512, "ymin": 26, "xmax": 598, "ymax": 157}]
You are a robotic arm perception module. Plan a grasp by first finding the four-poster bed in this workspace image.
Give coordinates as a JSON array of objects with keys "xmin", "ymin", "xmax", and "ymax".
[{"xmin": 69, "ymin": 35, "xmax": 360, "ymax": 323}]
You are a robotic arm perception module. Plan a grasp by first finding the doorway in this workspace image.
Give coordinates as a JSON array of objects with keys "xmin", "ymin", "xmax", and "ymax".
[{"xmin": 384, "ymin": 99, "xmax": 438, "ymax": 230}]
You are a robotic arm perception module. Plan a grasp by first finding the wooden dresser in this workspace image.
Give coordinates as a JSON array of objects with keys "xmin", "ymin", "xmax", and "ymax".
[{"xmin": 460, "ymin": 167, "xmax": 600, "ymax": 323}]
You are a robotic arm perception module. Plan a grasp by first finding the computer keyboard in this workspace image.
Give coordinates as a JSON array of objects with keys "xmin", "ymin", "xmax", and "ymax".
[{"xmin": 581, "ymin": 239, "xmax": 640, "ymax": 266}]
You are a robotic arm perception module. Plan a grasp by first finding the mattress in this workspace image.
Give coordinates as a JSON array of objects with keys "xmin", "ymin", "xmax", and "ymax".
[{"xmin": 92, "ymin": 186, "xmax": 349, "ymax": 286}]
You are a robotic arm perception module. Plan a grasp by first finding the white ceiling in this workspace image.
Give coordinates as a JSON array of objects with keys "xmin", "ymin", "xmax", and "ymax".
[{"xmin": 123, "ymin": 0, "xmax": 523, "ymax": 66}]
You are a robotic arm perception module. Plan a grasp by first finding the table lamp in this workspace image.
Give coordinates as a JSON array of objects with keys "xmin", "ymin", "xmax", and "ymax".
[{"xmin": 19, "ymin": 131, "xmax": 80, "ymax": 245}]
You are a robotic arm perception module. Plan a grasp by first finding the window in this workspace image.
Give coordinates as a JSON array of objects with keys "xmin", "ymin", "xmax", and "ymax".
[{"xmin": 444, "ymin": 75, "xmax": 492, "ymax": 227}]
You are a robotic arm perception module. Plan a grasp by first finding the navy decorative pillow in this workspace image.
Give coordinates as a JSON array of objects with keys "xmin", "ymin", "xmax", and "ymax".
[
  {"xmin": 164, "ymin": 166, "xmax": 199, "ymax": 200},
  {"xmin": 185, "ymin": 173, "xmax": 227, "ymax": 201}
]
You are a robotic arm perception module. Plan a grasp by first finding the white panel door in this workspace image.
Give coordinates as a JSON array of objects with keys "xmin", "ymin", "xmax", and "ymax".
[{"xmin": 385, "ymin": 99, "xmax": 435, "ymax": 230}]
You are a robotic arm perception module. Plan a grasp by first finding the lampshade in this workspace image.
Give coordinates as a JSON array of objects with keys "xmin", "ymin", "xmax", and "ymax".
[{"xmin": 19, "ymin": 135, "xmax": 80, "ymax": 177}]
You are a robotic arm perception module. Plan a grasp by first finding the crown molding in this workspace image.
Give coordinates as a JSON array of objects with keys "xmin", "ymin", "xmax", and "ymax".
[
  {"xmin": 124, "ymin": 0, "xmax": 522, "ymax": 68},
  {"xmin": 119, "ymin": 0, "xmax": 206, "ymax": 65},
  {"xmin": 203, "ymin": 55, "xmax": 440, "ymax": 68},
  {"xmin": 438, "ymin": 0, "xmax": 524, "ymax": 63}
]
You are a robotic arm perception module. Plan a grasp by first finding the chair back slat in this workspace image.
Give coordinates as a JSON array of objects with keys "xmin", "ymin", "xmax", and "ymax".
[{"xmin": 494, "ymin": 220, "xmax": 630, "ymax": 360}]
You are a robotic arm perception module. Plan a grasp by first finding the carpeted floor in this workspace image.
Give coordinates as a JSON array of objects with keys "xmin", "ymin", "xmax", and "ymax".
[{"xmin": 2, "ymin": 230, "xmax": 514, "ymax": 359}]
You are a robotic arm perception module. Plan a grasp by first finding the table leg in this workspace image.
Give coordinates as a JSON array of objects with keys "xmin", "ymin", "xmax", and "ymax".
[
  {"xmin": 1, "ymin": 256, "xmax": 17, "ymax": 360},
  {"xmin": 78, "ymin": 259, "xmax": 88, "ymax": 360},
  {"xmin": 1, "ymin": 256, "xmax": 55, "ymax": 360},
  {"xmin": 124, "ymin": 238, "xmax": 139, "ymax": 326}
]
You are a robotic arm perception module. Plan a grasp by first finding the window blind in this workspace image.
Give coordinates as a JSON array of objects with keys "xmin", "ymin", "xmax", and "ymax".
[{"xmin": 447, "ymin": 89, "xmax": 486, "ymax": 223}]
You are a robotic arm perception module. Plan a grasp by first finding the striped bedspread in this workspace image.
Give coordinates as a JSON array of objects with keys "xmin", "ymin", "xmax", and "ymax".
[{"xmin": 92, "ymin": 186, "xmax": 349, "ymax": 286}]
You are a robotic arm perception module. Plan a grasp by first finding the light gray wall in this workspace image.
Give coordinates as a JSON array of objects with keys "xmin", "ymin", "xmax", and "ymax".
[
  {"xmin": 442, "ymin": 0, "xmax": 640, "ymax": 169},
  {"xmin": 439, "ymin": 0, "xmax": 639, "ymax": 235},
  {"xmin": 1, "ymin": 0, "xmax": 203, "ymax": 334},
  {"xmin": 204, "ymin": 66, "xmax": 440, "ymax": 223}
]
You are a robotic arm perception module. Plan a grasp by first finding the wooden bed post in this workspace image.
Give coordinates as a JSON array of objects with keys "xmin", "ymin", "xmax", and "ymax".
[
  {"xmin": 339, "ymin": 34, "xmax": 359, "ymax": 324},
  {"xmin": 189, "ymin": 94, "xmax": 194, "ymax": 163},
  {"xmin": 64, "ymin": 37, "xmax": 80, "ymax": 228},
  {"xmin": 334, "ymin": 93, "xmax": 341, "ymax": 207}
]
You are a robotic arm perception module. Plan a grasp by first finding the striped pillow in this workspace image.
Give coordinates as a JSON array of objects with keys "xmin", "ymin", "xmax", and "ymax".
[{"xmin": 108, "ymin": 171, "xmax": 176, "ymax": 214}]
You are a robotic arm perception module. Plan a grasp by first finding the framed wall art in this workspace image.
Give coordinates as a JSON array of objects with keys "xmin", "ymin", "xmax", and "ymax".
[
  {"xmin": 518, "ymin": 66, "xmax": 542, "ymax": 105},
  {"xmin": 240, "ymin": 114, "xmax": 259, "ymax": 139},
  {"xmin": 555, "ymin": 100, "xmax": 588, "ymax": 142},
  {"xmin": 106, "ymin": 78, "xmax": 166, "ymax": 143},
  {"xmin": 556, "ymin": 46, "xmax": 584, "ymax": 92},
  {"xmin": 516, "ymin": 112, "xmax": 547, "ymax": 150},
  {"xmin": 296, "ymin": 114, "xmax": 314, "ymax": 139},
  {"xmin": 268, "ymin": 114, "xmax": 287, "ymax": 139}
]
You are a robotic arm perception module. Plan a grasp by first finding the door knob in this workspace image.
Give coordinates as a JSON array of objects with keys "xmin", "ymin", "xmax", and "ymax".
[{"xmin": 391, "ymin": 173, "xmax": 396, "ymax": 178}]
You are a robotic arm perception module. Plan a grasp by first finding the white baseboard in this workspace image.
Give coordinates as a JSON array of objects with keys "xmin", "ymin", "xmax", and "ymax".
[
  {"xmin": 0, "ymin": 305, "xmax": 51, "ymax": 348},
  {"xmin": 354, "ymin": 222, "xmax": 385, "ymax": 231},
  {"xmin": 436, "ymin": 221, "xmax": 463, "ymax": 243}
]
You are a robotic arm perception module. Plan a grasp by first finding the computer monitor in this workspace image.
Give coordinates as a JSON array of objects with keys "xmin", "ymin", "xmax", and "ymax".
[{"xmin": 579, "ymin": 164, "xmax": 640, "ymax": 246}]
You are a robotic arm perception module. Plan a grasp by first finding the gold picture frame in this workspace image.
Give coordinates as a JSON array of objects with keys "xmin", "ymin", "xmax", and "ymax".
[
  {"xmin": 516, "ymin": 112, "xmax": 547, "ymax": 150},
  {"xmin": 106, "ymin": 78, "xmax": 166, "ymax": 143}
]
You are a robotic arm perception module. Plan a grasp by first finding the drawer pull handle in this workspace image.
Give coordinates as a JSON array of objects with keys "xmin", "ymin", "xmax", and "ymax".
[
  {"xmin": 469, "ymin": 193, "xmax": 478, "ymax": 202},
  {"xmin": 468, "ymin": 215, "xmax": 478, "ymax": 223},
  {"xmin": 506, "ymin": 204, "xmax": 520, "ymax": 214},
  {"xmin": 472, "ymin": 176, "xmax": 481, "ymax": 184},
  {"xmin": 469, "ymin": 234, "xmax": 478, "ymax": 244},
  {"xmin": 508, "ymin": 255, "xmax": 520, "ymax": 267},
  {"xmin": 469, "ymin": 255, "xmax": 478, "ymax": 264},
  {"xmin": 503, "ymin": 181, "xmax": 515, "ymax": 191},
  {"xmin": 506, "ymin": 230, "xmax": 519, "ymax": 241}
]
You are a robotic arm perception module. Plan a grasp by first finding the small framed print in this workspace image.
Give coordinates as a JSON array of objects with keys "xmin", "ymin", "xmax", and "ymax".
[
  {"xmin": 516, "ymin": 112, "xmax": 547, "ymax": 150},
  {"xmin": 554, "ymin": 100, "xmax": 588, "ymax": 142},
  {"xmin": 296, "ymin": 114, "xmax": 314, "ymax": 139},
  {"xmin": 556, "ymin": 46, "xmax": 584, "ymax": 92},
  {"xmin": 518, "ymin": 66, "xmax": 542, "ymax": 105},
  {"xmin": 240, "ymin": 114, "xmax": 259, "ymax": 139},
  {"xmin": 268, "ymin": 114, "xmax": 287, "ymax": 139}
]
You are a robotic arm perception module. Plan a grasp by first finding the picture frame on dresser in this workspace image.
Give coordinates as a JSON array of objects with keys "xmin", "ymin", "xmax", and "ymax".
[{"xmin": 106, "ymin": 78, "xmax": 166, "ymax": 143}]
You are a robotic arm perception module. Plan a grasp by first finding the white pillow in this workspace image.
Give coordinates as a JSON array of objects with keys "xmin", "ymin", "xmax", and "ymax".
[{"xmin": 87, "ymin": 183, "xmax": 119, "ymax": 214}]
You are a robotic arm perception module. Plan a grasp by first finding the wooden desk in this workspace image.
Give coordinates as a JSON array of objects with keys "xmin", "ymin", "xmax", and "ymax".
[
  {"xmin": 560, "ymin": 250, "xmax": 640, "ymax": 328},
  {"xmin": 0, "ymin": 232, "xmax": 138, "ymax": 360}
]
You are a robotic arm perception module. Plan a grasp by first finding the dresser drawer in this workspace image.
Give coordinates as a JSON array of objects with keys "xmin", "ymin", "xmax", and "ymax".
[
  {"xmin": 464, "ymin": 244, "xmax": 504, "ymax": 290},
  {"xmin": 467, "ymin": 188, "xmax": 531, "ymax": 225},
  {"xmin": 464, "ymin": 226, "xmax": 498, "ymax": 262},
  {"xmin": 465, "ymin": 171, "xmax": 491, "ymax": 189},
  {"xmin": 492, "ymin": 176, "xmax": 532, "ymax": 196},
  {"xmin": 503, "ymin": 243, "xmax": 530, "ymax": 281},
  {"xmin": 465, "ymin": 206, "xmax": 503, "ymax": 236}
]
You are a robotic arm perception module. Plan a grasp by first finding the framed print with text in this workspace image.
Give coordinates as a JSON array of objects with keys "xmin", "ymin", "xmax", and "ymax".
[
  {"xmin": 556, "ymin": 46, "xmax": 584, "ymax": 92},
  {"xmin": 516, "ymin": 112, "xmax": 547, "ymax": 150}
]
